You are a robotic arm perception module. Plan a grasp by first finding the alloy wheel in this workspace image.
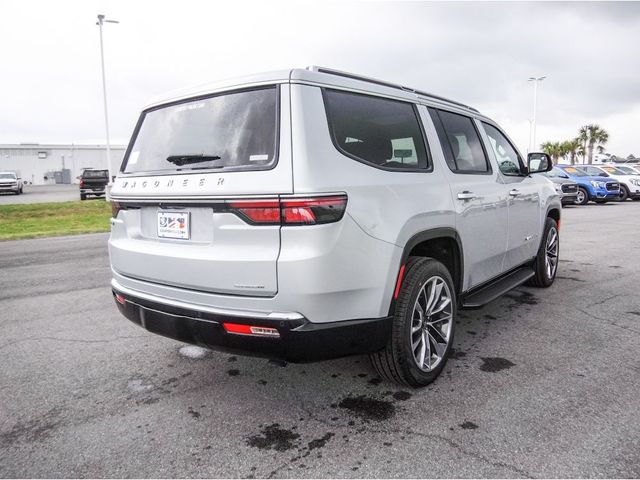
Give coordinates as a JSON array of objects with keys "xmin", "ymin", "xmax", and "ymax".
[
  {"xmin": 545, "ymin": 226, "xmax": 559, "ymax": 279},
  {"xmin": 410, "ymin": 276, "xmax": 453, "ymax": 372}
]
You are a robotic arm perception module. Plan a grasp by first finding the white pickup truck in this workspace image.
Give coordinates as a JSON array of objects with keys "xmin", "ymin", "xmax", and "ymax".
[{"xmin": 0, "ymin": 172, "xmax": 24, "ymax": 195}]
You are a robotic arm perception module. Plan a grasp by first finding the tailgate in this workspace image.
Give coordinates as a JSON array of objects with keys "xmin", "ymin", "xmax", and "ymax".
[
  {"xmin": 109, "ymin": 202, "xmax": 282, "ymax": 296},
  {"xmin": 108, "ymin": 84, "xmax": 292, "ymax": 297}
]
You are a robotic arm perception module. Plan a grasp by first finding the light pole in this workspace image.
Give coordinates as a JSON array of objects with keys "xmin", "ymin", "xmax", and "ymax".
[
  {"xmin": 96, "ymin": 14, "xmax": 119, "ymax": 183},
  {"xmin": 528, "ymin": 75, "xmax": 546, "ymax": 152}
]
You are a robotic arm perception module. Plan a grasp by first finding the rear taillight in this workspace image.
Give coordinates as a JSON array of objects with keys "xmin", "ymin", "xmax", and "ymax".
[
  {"xmin": 227, "ymin": 199, "xmax": 281, "ymax": 225},
  {"xmin": 227, "ymin": 194, "xmax": 347, "ymax": 226},
  {"xmin": 79, "ymin": 179, "xmax": 84, "ymax": 188},
  {"xmin": 223, "ymin": 322, "xmax": 280, "ymax": 338},
  {"xmin": 281, "ymin": 195, "xmax": 347, "ymax": 225}
]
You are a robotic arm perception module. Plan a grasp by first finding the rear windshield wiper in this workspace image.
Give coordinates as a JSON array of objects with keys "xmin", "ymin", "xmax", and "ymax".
[
  {"xmin": 166, "ymin": 154, "xmax": 222, "ymax": 166},
  {"xmin": 175, "ymin": 165, "xmax": 224, "ymax": 171}
]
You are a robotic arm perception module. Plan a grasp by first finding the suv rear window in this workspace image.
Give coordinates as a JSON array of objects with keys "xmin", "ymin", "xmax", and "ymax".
[
  {"xmin": 122, "ymin": 86, "xmax": 278, "ymax": 174},
  {"xmin": 323, "ymin": 89, "xmax": 429, "ymax": 170}
]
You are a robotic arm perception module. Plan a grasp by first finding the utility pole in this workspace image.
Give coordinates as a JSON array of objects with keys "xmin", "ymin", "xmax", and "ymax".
[
  {"xmin": 96, "ymin": 14, "xmax": 119, "ymax": 183},
  {"xmin": 528, "ymin": 76, "xmax": 546, "ymax": 151}
]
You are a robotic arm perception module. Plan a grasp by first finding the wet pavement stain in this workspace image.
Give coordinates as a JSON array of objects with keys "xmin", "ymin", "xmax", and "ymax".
[
  {"xmin": 307, "ymin": 432, "xmax": 334, "ymax": 450},
  {"xmin": 227, "ymin": 356, "xmax": 237, "ymax": 362},
  {"xmin": 557, "ymin": 275, "xmax": 585, "ymax": 282},
  {"xmin": 505, "ymin": 290, "xmax": 538, "ymax": 306},
  {"xmin": 338, "ymin": 395, "xmax": 395, "ymax": 421},
  {"xmin": 460, "ymin": 421, "xmax": 479, "ymax": 430},
  {"xmin": 480, "ymin": 357, "xmax": 516, "ymax": 372},
  {"xmin": 450, "ymin": 349, "xmax": 467, "ymax": 360},
  {"xmin": 484, "ymin": 314, "xmax": 497, "ymax": 320},
  {"xmin": 392, "ymin": 391, "xmax": 412, "ymax": 401},
  {"xmin": 188, "ymin": 407, "xmax": 201, "ymax": 419},
  {"xmin": 227, "ymin": 369, "xmax": 240, "ymax": 376},
  {"xmin": 627, "ymin": 311, "xmax": 640, "ymax": 317},
  {"xmin": 368, "ymin": 377, "xmax": 382, "ymax": 385},
  {"xmin": 246, "ymin": 424, "xmax": 300, "ymax": 452}
]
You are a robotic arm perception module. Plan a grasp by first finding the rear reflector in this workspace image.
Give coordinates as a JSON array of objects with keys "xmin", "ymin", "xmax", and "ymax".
[
  {"xmin": 393, "ymin": 264, "xmax": 406, "ymax": 299},
  {"xmin": 115, "ymin": 293, "xmax": 126, "ymax": 305},
  {"xmin": 223, "ymin": 322, "xmax": 280, "ymax": 338},
  {"xmin": 226, "ymin": 194, "xmax": 347, "ymax": 226}
]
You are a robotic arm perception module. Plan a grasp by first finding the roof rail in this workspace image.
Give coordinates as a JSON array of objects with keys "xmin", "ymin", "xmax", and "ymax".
[{"xmin": 306, "ymin": 66, "xmax": 479, "ymax": 113}]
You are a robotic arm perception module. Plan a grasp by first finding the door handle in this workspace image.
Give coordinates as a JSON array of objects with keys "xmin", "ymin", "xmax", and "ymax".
[
  {"xmin": 457, "ymin": 191, "xmax": 478, "ymax": 200},
  {"xmin": 509, "ymin": 189, "xmax": 521, "ymax": 197}
]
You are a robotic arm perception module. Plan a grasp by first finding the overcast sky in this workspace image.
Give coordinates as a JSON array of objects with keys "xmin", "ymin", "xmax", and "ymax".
[{"xmin": 1, "ymin": 0, "xmax": 639, "ymax": 155}]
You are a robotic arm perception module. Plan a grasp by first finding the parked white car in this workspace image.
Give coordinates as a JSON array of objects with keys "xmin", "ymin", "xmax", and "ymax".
[
  {"xmin": 577, "ymin": 165, "xmax": 640, "ymax": 201},
  {"xmin": 0, "ymin": 171, "xmax": 24, "ymax": 195}
]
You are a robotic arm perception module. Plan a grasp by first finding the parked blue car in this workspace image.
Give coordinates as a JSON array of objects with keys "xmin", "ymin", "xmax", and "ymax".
[{"xmin": 554, "ymin": 166, "xmax": 620, "ymax": 205}]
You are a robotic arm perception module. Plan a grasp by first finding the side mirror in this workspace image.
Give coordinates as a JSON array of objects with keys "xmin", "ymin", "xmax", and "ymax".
[{"xmin": 527, "ymin": 152, "xmax": 552, "ymax": 173}]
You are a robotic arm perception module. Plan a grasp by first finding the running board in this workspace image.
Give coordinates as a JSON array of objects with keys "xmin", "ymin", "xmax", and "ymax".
[{"xmin": 461, "ymin": 267, "xmax": 535, "ymax": 309}]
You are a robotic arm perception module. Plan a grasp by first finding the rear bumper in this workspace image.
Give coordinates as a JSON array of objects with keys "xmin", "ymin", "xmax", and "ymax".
[
  {"xmin": 81, "ymin": 188, "xmax": 106, "ymax": 195},
  {"xmin": 112, "ymin": 282, "xmax": 392, "ymax": 362}
]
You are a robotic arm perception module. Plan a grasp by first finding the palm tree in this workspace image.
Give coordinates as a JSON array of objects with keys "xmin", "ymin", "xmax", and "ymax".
[
  {"xmin": 564, "ymin": 138, "xmax": 583, "ymax": 165},
  {"xmin": 541, "ymin": 141, "xmax": 562, "ymax": 165},
  {"xmin": 578, "ymin": 124, "xmax": 609, "ymax": 164}
]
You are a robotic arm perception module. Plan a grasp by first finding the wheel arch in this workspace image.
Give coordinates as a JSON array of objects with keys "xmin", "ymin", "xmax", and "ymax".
[{"xmin": 389, "ymin": 228, "xmax": 464, "ymax": 317}]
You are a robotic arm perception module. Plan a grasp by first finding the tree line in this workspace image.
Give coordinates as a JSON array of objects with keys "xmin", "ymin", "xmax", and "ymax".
[{"xmin": 540, "ymin": 124, "xmax": 609, "ymax": 165}]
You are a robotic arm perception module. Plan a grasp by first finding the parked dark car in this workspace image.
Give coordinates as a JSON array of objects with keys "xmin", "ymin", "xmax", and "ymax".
[{"xmin": 79, "ymin": 169, "xmax": 109, "ymax": 200}]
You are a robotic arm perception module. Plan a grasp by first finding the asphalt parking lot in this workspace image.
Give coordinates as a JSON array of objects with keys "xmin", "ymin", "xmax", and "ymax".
[
  {"xmin": 1, "ymin": 202, "xmax": 639, "ymax": 478},
  {"xmin": 0, "ymin": 184, "xmax": 84, "ymax": 205}
]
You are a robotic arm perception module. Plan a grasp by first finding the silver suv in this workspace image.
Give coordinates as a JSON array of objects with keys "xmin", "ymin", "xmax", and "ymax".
[{"xmin": 109, "ymin": 67, "xmax": 561, "ymax": 387}]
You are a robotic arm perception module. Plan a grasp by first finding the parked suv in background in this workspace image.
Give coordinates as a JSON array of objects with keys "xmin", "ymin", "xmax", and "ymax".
[
  {"xmin": 543, "ymin": 168, "xmax": 579, "ymax": 205},
  {"xmin": 555, "ymin": 165, "xmax": 619, "ymax": 205},
  {"xmin": 577, "ymin": 165, "xmax": 640, "ymax": 201},
  {"xmin": 109, "ymin": 67, "xmax": 561, "ymax": 387},
  {"xmin": 79, "ymin": 169, "xmax": 109, "ymax": 200},
  {"xmin": 0, "ymin": 171, "xmax": 23, "ymax": 195}
]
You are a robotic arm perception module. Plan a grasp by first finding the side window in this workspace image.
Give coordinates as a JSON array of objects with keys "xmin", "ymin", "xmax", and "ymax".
[
  {"xmin": 323, "ymin": 89, "xmax": 430, "ymax": 170},
  {"xmin": 482, "ymin": 123, "xmax": 523, "ymax": 176},
  {"xmin": 429, "ymin": 108, "xmax": 490, "ymax": 173}
]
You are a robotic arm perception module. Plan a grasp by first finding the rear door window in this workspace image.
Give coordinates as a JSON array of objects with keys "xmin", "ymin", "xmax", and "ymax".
[
  {"xmin": 323, "ymin": 89, "xmax": 430, "ymax": 171},
  {"xmin": 123, "ymin": 86, "xmax": 279, "ymax": 174},
  {"xmin": 429, "ymin": 109, "xmax": 490, "ymax": 174}
]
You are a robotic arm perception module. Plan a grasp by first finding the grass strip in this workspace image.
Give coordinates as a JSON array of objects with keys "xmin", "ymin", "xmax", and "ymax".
[{"xmin": 0, "ymin": 200, "xmax": 112, "ymax": 240}]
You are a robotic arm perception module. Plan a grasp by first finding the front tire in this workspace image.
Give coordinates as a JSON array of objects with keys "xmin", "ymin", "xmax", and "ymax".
[
  {"xmin": 575, "ymin": 187, "xmax": 589, "ymax": 205},
  {"xmin": 527, "ymin": 217, "xmax": 559, "ymax": 288},
  {"xmin": 370, "ymin": 257, "xmax": 456, "ymax": 387},
  {"xmin": 618, "ymin": 185, "xmax": 629, "ymax": 202}
]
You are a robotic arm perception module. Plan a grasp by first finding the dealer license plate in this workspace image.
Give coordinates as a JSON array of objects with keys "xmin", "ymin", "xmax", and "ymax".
[{"xmin": 157, "ymin": 211, "xmax": 190, "ymax": 240}]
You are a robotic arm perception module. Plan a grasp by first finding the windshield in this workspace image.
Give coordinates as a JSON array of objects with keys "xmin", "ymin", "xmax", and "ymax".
[
  {"xmin": 123, "ymin": 86, "xmax": 278, "ymax": 174},
  {"xmin": 602, "ymin": 166, "xmax": 626, "ymax": 175},
  {"xmin": 0, "ymin": 173, "xmax": 16, "ymax": 179},
  {"xmin": 547, "ymin": 168, "xmax": 569, "ymax": 178},
  {"xmin": 561, "ymin": 167, "xmax": 588, "ymax": 177}
]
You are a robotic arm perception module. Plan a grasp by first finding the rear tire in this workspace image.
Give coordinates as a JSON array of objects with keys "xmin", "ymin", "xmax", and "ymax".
[
  {"xmin": 618, "ymin": 185, "xmax": 629, "ymax": 202},
  {"xmin": 594, "ymin": 199, "xmax": 607, "ymax": 204},
  {"xmin": 526, "ymin": 217, "xmax": 559, "ymax": 288},
  {"xmin": 575, "ymin": 187, "xmax": 589, "ymax": 205},
  {"xmin": 80, "ymin": 193, "xmax": 87, "ymax": 201},
  {"xmin": 370, "ymin": 257, "xmax": 456, "ymax": 387}
]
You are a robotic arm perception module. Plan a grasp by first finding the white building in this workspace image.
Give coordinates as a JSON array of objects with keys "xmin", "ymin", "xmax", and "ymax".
[{"xmin": 0, "ymin": 143, "xmax": 126, "ymax": 185}]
